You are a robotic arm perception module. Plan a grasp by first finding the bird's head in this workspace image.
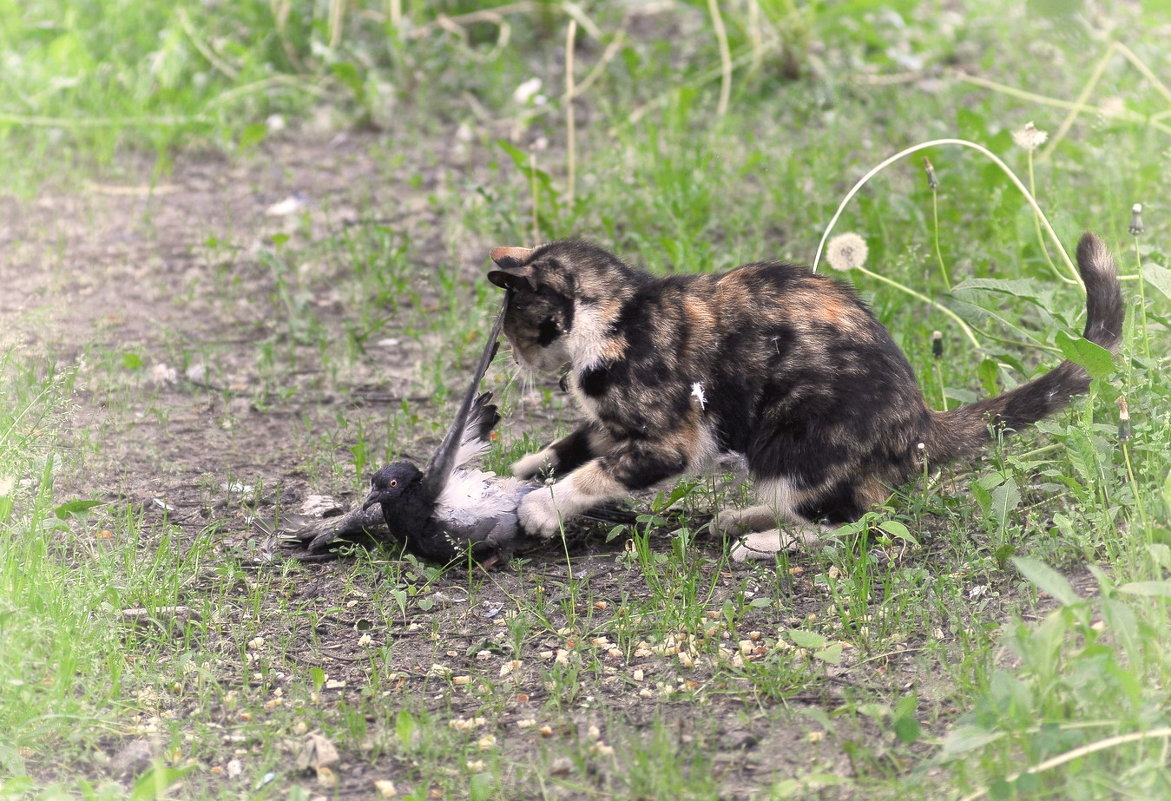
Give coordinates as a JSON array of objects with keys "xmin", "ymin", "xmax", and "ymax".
[{"xmin": 362, "ymin": 462, "xmax": 424, "ymax": 510}]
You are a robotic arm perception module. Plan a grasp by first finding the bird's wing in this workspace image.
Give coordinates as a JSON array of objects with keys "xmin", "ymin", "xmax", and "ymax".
[
  {"xmin": 449, "ymin": 392, "xmax": 501, "ymax": 470},
  {"xmin": 436, "ymin": 469, "xmax": 532, "ymax": 525},
  {"xmin": 418, "ymin": 294, "xmax": 509, "ymax": 504}
]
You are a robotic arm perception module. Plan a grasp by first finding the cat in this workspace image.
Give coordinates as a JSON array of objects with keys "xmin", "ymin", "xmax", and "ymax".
[{"xmin": 486, "ymin": 234, "xmax": 1123, "ymax": 560}]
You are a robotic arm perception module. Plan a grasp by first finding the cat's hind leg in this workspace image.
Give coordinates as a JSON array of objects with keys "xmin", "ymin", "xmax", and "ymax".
[
  {"xmin": 709, "ymin": 476, "xmax": 809, "ymax": 534},
  {"xmin": 708, "ymin": 504, "xmax": 785, "ymax": 536},
  {"xmin": 728, "ymin": 526, "xmax": 826, "ymax": 562},
  {"xmin": 711, "ymin": 476, "xmax": 827, "ymax": 562}
]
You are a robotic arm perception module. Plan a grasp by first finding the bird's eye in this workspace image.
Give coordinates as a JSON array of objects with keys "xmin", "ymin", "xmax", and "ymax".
[{"xmin": 389, "ymin": 479, "xmax": 398, "ymax": 488}]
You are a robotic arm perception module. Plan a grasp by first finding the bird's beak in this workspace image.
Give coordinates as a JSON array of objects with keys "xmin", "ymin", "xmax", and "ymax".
[{"xmin": 362, "ymin": 490, "xmax": 384, "ymax": 512}]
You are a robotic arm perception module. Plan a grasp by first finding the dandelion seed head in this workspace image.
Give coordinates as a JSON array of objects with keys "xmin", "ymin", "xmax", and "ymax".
[
  {"xmin": 825, "ymin": 232, "xmax": 869, "ymax": 272},
  {"xmin": 513, "ymin": 77, "xmax": 544, "ymax": 106},
  {"xmin": 1011, "ymin": 122, "xmax": 1048, "ymax": 151},
  {"xmin": 1130, "ymin": 202, "xmax": 1144, "ymax": 236}
]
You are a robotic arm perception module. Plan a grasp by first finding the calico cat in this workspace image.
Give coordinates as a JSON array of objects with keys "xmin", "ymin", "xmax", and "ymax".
[{"xmin": 486, "ymin": 234, "xmax": 1123, "ymax": 560}]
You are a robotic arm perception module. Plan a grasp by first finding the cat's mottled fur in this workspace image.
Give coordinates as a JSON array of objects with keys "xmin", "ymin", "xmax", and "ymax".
[{"xmin": 487, "ymin": 235, "xmax": 1123, "ymax": 560}]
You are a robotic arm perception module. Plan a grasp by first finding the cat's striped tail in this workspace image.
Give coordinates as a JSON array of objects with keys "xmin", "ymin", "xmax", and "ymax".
[{"xmin": 924, "ymin": 232, "xmax": 1124, "ymax": 464}]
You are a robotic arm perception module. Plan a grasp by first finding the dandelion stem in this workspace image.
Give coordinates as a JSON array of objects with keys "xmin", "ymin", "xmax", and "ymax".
[
  {"xmin": 1132, "ymin": 237, "xmax": 1151, "ymax": 359},
  {"xmin": 1122, "ymin": 440, "xmax": 1149, "ymax": 537},
  {"xmin": 928, "ymin": 188, "xmax": 951, "ymax": 290},
  {"xmin": 812, "ymin": 138, "xmax": 1082, "ymax": 288},
  {"xmin": 854, "ymin": 265, "xmax": 982, "ymax": 350},
  {"xmin": 933, "ymin": 360, "xmax": 948, "ymax": 411}
]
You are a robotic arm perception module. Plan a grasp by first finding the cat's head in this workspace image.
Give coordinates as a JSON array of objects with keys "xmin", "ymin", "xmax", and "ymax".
[
  {"xmin": 487, "ymin": 241, "xmax": 639, "ymax": 374},
  {"xmin": 486, "ymin": 244, "xmax": 576, "ymax": 373}
]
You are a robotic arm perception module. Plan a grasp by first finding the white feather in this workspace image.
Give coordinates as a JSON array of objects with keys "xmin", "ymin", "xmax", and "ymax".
[
  {"xmin": 690, "ymin": 382, "xmax": 706, "ymax": 409},
  {"xmin": 450, "ymin": 404, "xmax": 493, "ymax": 468},
  {"xmin": 451, "ymin": 436, "xmax": 490, "ymax": 470},
  {"xmin": 436, "ymin": 468, "xmax": 528, "ymax": 524}
]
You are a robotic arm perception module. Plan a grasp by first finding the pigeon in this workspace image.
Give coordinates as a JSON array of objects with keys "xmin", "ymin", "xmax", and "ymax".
[
  {"xmin": 360, "ymin": 296, "xmax": 549, "ymax": 567},
  {"xmin": 278, "ymin": 296, "xmax": 642, "ymax": 567},
  {"xmin": 276, "ymin": 298, "xmax": 524, "ymax": 566}
]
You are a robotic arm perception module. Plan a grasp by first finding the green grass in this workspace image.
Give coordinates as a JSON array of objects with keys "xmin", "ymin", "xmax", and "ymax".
[{"xmin": 4, "ymin": 0, "xmax": 1171, "ymax": 798}]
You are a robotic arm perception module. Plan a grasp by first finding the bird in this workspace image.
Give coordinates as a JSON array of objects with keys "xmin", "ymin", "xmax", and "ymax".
[
  {"xmin": 360, "ymin": 389, "xmax": 539, "ymax": 567},
  {"xmin": 282, "ymin": 294, "xmax": 635, "ymax": 568},
  {"xmin": 277, "ymin": 296, "xmax": 643, "ymax": 568},
  {"xmin": 277, "ymin": 297, "xmax": 530, "ymax": 567}
]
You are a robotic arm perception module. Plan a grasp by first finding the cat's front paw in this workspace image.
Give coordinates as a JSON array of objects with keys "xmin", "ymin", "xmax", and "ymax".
[
  {"xmin": 512, "ymin": 450, "xmax": 556, "ymax": 480},
  {"xmin": 517, "ymin": 490, "xmax": 564, "ymax": 538}
]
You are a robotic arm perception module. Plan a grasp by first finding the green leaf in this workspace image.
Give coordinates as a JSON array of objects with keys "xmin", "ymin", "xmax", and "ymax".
[
  {"xmin": 130, "ymin": 764, "xmax": 195, "ymax": 800},
  {"xmin": 0, "ymin": 744, "xmax": 25, "ymax": 777},
  {"xmin": 970, "ymin": 480, "xmax": 992, "ymax": 517},
  {"xmin": 893, "ymin": 714, "xmax": 921, "ymax": 744},
  {"xmin": 788, "ymin": 629, "xmax": 828, "ymax": 649},
  {"xmin": 122, "ymin": 352, "xmax": 143, "ymax": 370},
  {"xmin": 1117, "ymin": 580, "xmax": 1171, "ymax": 598},
  {"xmin": 977, "ymin": 358, "xmax": 1001, "ymax": 396},
  {"xmin": 238, "ymin": 122, "xmax": 267, "ymax": 152},
  {"xmin": 951, "ymin": 277, "xmax": 1049, "ymax": 303},
  {"xmin": 1143, "ymin": 261, "xmax": 1171, "ymax": 301},
  {"xmin": 469, "ymin": 773, "xmax": 494, "ymax": 801},
  {"xmin": 496, "ymin": 138, "xmax": 529, "ymax": 170},
  {"xmin": 53, "ymin": 499, "xmax": 104, "ymax": 519},
  {"xmin": 989, "ymin": 477, "xmax": 1021, "ymax": 522},
  {"xmin": 496, "ymin": 139, "xmax": 556, "ymax": 196},
  {"xmin": 396, "ymin": 709, "xmax": 417, "ymax": 748},
  {"xmin": 955, "ymin": 107, "xmax": 989, "ymax": 141},
  {"xmin": 939, "ymin": 724, "xmax": 1004, "ymax": 757},
  {"xmin": 877, "ymin": 520, "xmax": 919, "ymax": 546},
  {"xmin": 1012, "ymin": 557, "xmax": 1079, "ymax": 606},
  {"xmin": 1029, "ymin": 0, "xmax": 1083, "ymax": 16},
  {"xmin": 1055, "ymin": 330, "xmax": 1115, "ymax": 379},
  {"xmin": 331, "ymin": 61, "xmax": 366, "ymax": 103},
  {"xmin": 814, "ymin": 643, "xmax": 842, "ymax": 665},
  {"xmin": 309, "ymin": 667, "xmax": 325, "ymax": 692},
  {"xmin": 988, "ymin": 777, "xmax": 1013, "ymax": 801}
]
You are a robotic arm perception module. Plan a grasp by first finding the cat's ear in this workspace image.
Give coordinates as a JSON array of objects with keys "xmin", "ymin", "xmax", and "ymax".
[{"xmin": 488, "ymin": 246, "xmax": 537, "ymax": 291}]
